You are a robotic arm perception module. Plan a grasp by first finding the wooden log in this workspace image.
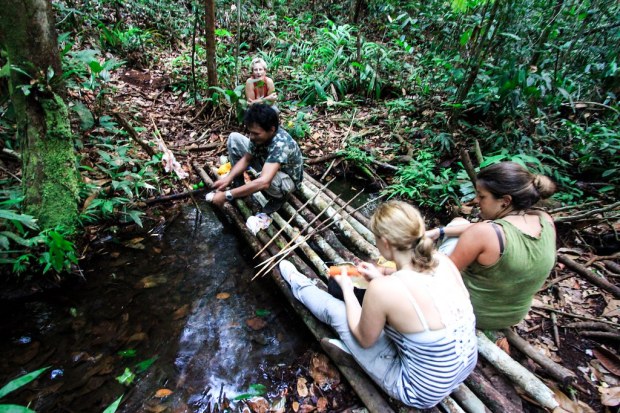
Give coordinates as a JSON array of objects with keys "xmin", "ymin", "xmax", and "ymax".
[
  {"xmin": 557, "ymin": 254, "xmax": 620, "ymax": 298},
  {"xmin": 450, "ymin": 384, "xmax": 491, "ymax": 413},
  {"xmin": 304, "ymin": 174, "xmax": 372, "ymax": 229},
  {"xmin": 503, "ymin": 328, "xmax": 576, "ymax": 385},
  {"xmin": 476, "ymin": 331, "xmax": 559, "ymax": 411},
  {"xmin": 440, "ymin": 397, "xmax": 467, "ymax": 413},
  {"xmin": 299, "ymin": 183, "xmax": 379, "ymax": 259},
  {"xmin": 464, "ymin": 370, "xmax": 521, "ymax": 413}
]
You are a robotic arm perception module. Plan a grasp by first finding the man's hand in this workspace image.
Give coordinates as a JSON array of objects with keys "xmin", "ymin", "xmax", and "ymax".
[{"xmin": 212, "ymin": 176, "xmax": 231, "ymax": 191}]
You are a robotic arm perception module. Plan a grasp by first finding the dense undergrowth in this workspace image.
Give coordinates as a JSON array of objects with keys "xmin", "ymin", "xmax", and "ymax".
[{"xmin": 0, "ymin": 0, "xmax": 618, "ymax": 278}]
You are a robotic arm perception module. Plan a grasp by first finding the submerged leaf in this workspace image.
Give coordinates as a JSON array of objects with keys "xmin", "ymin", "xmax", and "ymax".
[
  {"xmin": 0, "ymin": 366, "xmax": 49, "ymax": 399},
  {"xmin": 154, "ymin": 388, "xmax": 173, "ymax": 398},
  {"xmin": 102, "ymin": 395, "xmax": 123, "ymax": 413}
]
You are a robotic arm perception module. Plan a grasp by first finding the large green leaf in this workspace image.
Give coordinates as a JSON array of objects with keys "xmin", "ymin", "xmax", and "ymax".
[
  {"xmin": 0, "ymin": 367, "xmax": 49, "ymax": 399},
  {"xmin": 102, "ymin": 395, "xmax": 123, "ymax": 413},
  {"xmin": 0, "ymin": 211, "xmax": 38, "ymax": 230},
  {"xmin": 0, "ymin": 405, "xmax": 37, "ymax": 413}
]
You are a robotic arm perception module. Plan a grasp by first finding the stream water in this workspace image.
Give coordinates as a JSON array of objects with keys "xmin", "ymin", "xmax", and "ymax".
[{"xmin": 0, "ymin": 204, "xmax": 315, "ymax": 412}]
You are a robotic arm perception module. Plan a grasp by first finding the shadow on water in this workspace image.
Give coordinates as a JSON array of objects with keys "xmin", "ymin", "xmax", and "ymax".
[{"xmin": 0, "ymin": 204, "xmax": 315, "ymax": 412}]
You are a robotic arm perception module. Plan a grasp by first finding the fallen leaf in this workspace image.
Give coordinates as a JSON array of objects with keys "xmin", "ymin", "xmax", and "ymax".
[
  {"xmin": 298, "ymin": 403, "xmax": 316, "ymax": 413},
  {"xmin": 600, "ymin": 387, "xmax": 620, "ymax": 406},
  {"xmin": 593, "ymin": 347, "xmax": 620, "ymax": 376},
  {"xmin": 127, "ymin": 332, "xmax": 148, "ymax": 342},
  {"xmin": 496, "ymin": 337, "xmax": 510, "ymax": 354},
  {"xmin": 602, "ymin": 300, "xmax": 620, "ymax": 318},
  {"xmin": 154, "ymin": 388, "xmax": 173, "ymax": 398},
  {"xmin": 292, "ymin": 401, "xmax": 300, "ymax": 412},
  {"xmin": 135, "ymin": 275, "xmax": 168, "ymax": 289},
  {"xmin": 316, "ymin": 397, "xmax": 328, "ymax": 412},
  {"xmin": 297, "ymin": 377, "xmax": 308, "ymax": 397},
  {"xmin": 309, "ymin": 353, "xmax": 340, "ymax": 390},
  {"xmin": 246, "ymin": 317, "xmax": 267, "ymax": 331},
  {"xmin": 216, "ymin": 292, "xmax": 231, "ymax": 299}
]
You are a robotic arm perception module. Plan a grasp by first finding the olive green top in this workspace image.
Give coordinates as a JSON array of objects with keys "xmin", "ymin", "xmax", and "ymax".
[{"xmin": 463, "ymin": 216, "xmax": 556, "ymax": 330}]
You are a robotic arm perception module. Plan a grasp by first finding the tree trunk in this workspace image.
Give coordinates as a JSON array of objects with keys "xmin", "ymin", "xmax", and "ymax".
[
  {"xmin": 455, "ymin": 0, "xmax": 502, "ymax": 105},
  {"xmin": 204, "ymin": 0, "xmax": 218, "ymax": 95},
  {"xmin": 0, "ymin": 0, "xmax": 79, "ymax": 230}
]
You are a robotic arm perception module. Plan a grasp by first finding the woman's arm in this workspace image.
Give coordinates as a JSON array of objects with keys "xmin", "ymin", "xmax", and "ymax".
[
  {"xmin": 426, "ymin": 222, "xmax": 472, "ymax": 241},
  {"xmin": 448, "ymin": 222, "xmax": 497, "ymax": 270},
  {"xmin": 337, "ymin": 274, "xmax": 387, "ymax": 348},
  {"xmin": 262, "ymin": 77, "xmax": 278, "ymax": 103},
  {"xmin": 245, "ymin": 79, "xmax": 258, "ymax": 103}
]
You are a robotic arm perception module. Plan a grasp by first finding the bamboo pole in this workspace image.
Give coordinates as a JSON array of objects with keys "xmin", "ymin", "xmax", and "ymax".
[
  {"xmin": 300, "ymin": 181, "xmax": 377, "ymax": 245},
  {"xmin": 298, "ymin": 183, "xmax": 379, "ymax": 259},
  {"xmin": 450, "ymin": 384, "xmax": 490, "ymax": 413},
  {"xmin": 476, "ymin": 331, "xmax": 559, "ymax": 411},
  {"xmin": 304, "ymin": 174, "xmax": 372, "ymax": 228}
]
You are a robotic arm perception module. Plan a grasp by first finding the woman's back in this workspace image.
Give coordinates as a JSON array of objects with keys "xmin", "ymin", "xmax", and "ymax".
[{"xmin": 375, "ymin": 255, "xmax": 477, "ymax": 408}]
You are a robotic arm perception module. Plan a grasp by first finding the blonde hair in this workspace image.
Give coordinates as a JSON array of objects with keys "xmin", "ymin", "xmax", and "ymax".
[
  {"xmin": 370, "ymin": 201, "xmax": 437, "ymax": 272},
  {"xmin": 251, "ymin": 57, "xmax": 267, "ymax": 71}
]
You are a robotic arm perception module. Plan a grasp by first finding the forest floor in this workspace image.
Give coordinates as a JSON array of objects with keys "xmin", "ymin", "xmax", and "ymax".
[{"xmin": 90, "ymin": 51, "xmax": 620, "ymax": 413}]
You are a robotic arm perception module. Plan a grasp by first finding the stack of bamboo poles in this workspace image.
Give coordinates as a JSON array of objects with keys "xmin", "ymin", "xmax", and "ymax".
[{"xmin": 192, "ymin": 163, "xmax": 563, "ymax": 413}]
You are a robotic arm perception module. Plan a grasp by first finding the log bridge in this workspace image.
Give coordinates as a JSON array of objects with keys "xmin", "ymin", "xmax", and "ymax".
[{"xmin": 192, "ymin": 163, "xmax": 563, "ymax": 413}]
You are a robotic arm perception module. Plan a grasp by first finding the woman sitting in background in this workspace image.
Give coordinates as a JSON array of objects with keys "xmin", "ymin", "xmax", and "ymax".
[
  {"xmin": 245, "ymin": 57, "xmax": 278, "ymax": 107},
  {"xmin": 427, "ymin": 161, "xmax": 557, "ymax": 330},
  {"xmin": 279, "ymin": 201, "xmax": 477, "ymax": 409}
]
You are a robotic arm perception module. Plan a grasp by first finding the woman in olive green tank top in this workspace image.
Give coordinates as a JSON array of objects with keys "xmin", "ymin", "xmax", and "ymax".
[{"xmin": 427, "ymin": 162, "xmax": 557, "ymax": 329}]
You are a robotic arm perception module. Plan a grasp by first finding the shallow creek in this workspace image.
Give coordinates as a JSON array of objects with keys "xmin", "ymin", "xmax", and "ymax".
[{"xmin": 0, "ymin": 204, "xmax": 315, "ymax": 412}]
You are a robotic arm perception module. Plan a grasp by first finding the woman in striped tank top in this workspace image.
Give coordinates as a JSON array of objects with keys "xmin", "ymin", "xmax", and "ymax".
[{"xmin": 279, "ymin": 201, "xmax": 477, "ymax": 408}]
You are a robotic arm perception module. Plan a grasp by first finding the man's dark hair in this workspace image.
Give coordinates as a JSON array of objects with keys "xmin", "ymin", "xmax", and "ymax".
[{"xmin": 244, "ymin": 104, "xmax": 279, "ymax": 132}]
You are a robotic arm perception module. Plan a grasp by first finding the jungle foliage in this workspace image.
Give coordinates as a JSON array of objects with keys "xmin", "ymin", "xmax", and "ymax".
[{"xmin": 0, "ymin": 0, "xmax": 618, "ymax": 277}]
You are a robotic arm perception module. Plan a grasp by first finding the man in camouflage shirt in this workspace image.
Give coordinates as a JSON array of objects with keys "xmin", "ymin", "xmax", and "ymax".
[{"xmin": 208, "ymin": 104, "xmax": 304, "ymax": 214}]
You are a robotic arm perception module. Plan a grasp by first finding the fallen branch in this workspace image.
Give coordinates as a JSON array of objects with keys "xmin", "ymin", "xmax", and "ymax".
[
  {"xmin": 603, "ymin": 260, "xmax": 620, "ymax": 274},
  {"xmin": 554, "ymin": 201, "xmax": 620, "ymax": 223},
  {"xmin": 306, "ymin": 152, "xmax": 343, "ymax": 165},
  {"xmin": 143, "ymin": 189, "xmax": 207, "ymax": 205},
  {"xmin": 476, "ymin": 331, "xmax": 559, "ymax": 411},
  {"xmin": 557, "ymin": 254, "xmax": 620, "ymax": 298},
  {"xmin": 565, "ymin": 321, "xmax": 618, "ymax": 332},
  {"xmin": 112, "ymin": 112, "xmax": 156, "ymax": 158},
  {"xmin": 503, "ymin": 328, "xmax": 576, "ymax": 385},
  {"xmin": 578, "ymin": 331, "xmax": 620, "ymax": 341},
  {"xmin": 185, "ymin": 142, "xmax": 222, "ymax": 152},
  {"xmin": 531, "ymin": 305, "xmax": 620, "ymax": 328}
]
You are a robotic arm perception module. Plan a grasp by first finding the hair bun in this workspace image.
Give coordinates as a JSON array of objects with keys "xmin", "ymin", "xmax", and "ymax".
[{"xmin": 533, "ymin": 175, "xmax": 557, "ymax": 199}]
